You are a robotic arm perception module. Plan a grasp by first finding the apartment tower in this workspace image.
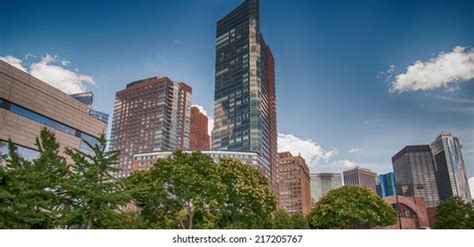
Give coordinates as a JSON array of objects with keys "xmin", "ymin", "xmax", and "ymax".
[{"xmin": 109, "ymin": 76, "xmax": 191, "ymax": 177}]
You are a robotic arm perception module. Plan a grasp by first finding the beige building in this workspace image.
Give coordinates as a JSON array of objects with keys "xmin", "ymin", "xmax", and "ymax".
[
  {"xmin": 343, "ymin": 167, "xmax": 377, "ymax": 192},
  {"xmin": 0, "ymin": 60, "xmax": 107, "ymax": 162},
  {"xmin": 278, "ymin": 152, "xmax": 312, "ymax": 215}
]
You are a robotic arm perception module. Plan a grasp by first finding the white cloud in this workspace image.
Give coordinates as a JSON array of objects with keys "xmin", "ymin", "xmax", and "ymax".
[
  {"xmin": 470, "ymin": 177, "xmax": 474, "ymax": 198},
  {"xmin": 208, "ymin": 117, "xmax": 214, "ymax": 137},
  {"xmin": 278, "ymin": 133, "xmax": 337, "ymax": 167},
  {"xmin": 29, "ymin": 54, "xmax": 94, "ymax": 94},
  {"xmin": 1, "ymin": 54, "xmax": 94, "ymax": 94},
  {"xmin": 349, "ymin": 148, "xmax": 359, "ymax": 153},
  {"xmin": 435, "ymin": 95, "xmax": 474, "ymax": 104},
  {"xmin": 0, "ymin": 55, "xmax": 27, "ymax": 72},
  {"xmin": 389, "ymin": 46, "xmax": 474, "ymax": 93},
  {"xmin": 332, "ymin": 159, "xmax": 359, "ymax": 169},
  {"xmin": 377, "ymin": 64, "xmax": 395, "ymax": 82}
]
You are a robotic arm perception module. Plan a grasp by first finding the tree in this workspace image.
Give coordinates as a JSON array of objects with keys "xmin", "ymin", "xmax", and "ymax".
[
  {"xmin": 63, "ymin": 135, "xmax": 128, "ymax": 229},
  {"xmin": 216, "ymin": 159, "xmax": 276, "ymax": 229},
  {"xmin": 289, "ymin": 213, "xmax": 309, "ymax": 229},
  {"xmin": 308, "ymin": 186, "xmax": 397, "ymax": 229},
  {"xmin": 273, "ymin": 209, "xmax": 309, "ymax": 229},
  {"xmin": 434, "ymin": 196, "xmax": 474, "ymax": 229},
  {"xmin": 127, "ymin": 151, "xmax": 225, "ymax": 229},
  {"xmin": 0, "ymin": 128, "xmax": 69, "ymax": 229},
  {"xmin": 273, "ymin": 208, "xmax": 291, "ymax": 229}
]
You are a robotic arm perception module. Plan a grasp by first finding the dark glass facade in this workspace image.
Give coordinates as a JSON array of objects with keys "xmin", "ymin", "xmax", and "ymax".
[
  {"xmin": 392, "ymin": 145, "xmax": 440, "ymax": 207},
  {"xmin": 376, "ymin": 172, "xmax": 396, "ymax": 198},
  {"xmin": 213, "ymin": 0, "xmax": 278, "ymax": 193}
]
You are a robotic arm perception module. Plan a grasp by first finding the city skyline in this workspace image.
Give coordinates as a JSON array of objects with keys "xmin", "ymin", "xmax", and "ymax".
[{"xmin": 1, "ymin": 0, "xmax": 473, "ymax": 181}]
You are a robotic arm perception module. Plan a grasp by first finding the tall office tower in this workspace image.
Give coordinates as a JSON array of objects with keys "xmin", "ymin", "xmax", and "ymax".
[
  {"xmin": 376, "ymin": 172, "xmax": 397, "ymax": 198},
  {"xmin": 213, "ymin": 0, "xmax": 278, "ymax": 194},
  {"xmin": 343, "ymin": 167, "xmax": 377, "ymax": 193},
  {"xmin": 189, "ymin": 106, "xmax": 211, "ymax": 150},
  {"xmin": 278, "ymin": 152, "xmax": 311, "ymax": 215},
  {"xmin": 110, "ymin": 76, "xmax": 192, "ymax": 177},
  {"xmin": 391, "ymin": 145, "xmax": 439, "ymax": 207},
  {"xmin": 0, "ymin": 60, "xmax": 107, "ymax": 163},
  {"xmin": 310, "ymin": 173, "xmax": 343, "ymax": 202},
  {"xmin": 431, "ymin": 132, "xmax": 472, "ymax": 203},
  {"xmin": 70, "ymin": 91, "xmax": 109, "ymax": 124}
]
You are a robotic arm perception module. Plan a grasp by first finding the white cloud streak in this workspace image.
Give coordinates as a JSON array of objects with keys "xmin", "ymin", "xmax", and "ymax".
[
  {"xmin": 1, "ymin": 54, "xmax": 94, "ymax": 94},
  {"xmin": 389, "ymin": 46, "xmax": 474, "ymax": 93},
  {"xmin": 278, "ymin": 133, "xmax": 337, "ymax": 168},
  {"xmin": 0, "ymin": 55, "xmax": 27, "ymax": 72}
]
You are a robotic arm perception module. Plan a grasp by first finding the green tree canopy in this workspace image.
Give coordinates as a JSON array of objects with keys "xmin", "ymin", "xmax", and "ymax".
[
  {"xmin": 63, "ymin": 135, "xmax": 128, "ymax": 229},
  {"xmin": 309, "ymin": 186, "xmax": 397, "ymax": 229},
  {"xmin": 434, "ymin": 196, "xmax": 474, "ymax": 229},
  {"xmin": 216, "ymin": 158, "xmax": 276, "ymax": 229},
  {"xmin": 0, "ymin": 128, "xmax": 69, "ymax": 229},
  {"xmin": 273, "ymin": 208, "xmax": 291, "ymax": 229},
  {"xmin": 127, "ymin": 151, "xmax": 225, "ymax": 229}
]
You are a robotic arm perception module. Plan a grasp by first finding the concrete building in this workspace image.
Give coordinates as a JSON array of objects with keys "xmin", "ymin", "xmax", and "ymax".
[
  {"xmin": 343, "ymin": 167, "xmax": 377, "ymax": 192},
  {"xmin": 376, "ymin": 172, "xmax": 397, "ymax": 198},
  {"xmin": 431, "ymin": 132, "xmax": 472, "ymax": 203},
  {"xmin": 0, "ymin": 60, "xmax": 107, "ymax": 162},
  {"xmin": 310, "ymin": 173, "xmax": 343, "ymax": 203},
  {"xmin": 109, "ymin": 76, "xmax": 192, "ymax": 177},
  {"xmin": 212, "ymin": 0, "xmax": 278, "ymax": 194},
  {"xmin": 278, "ymin": 152, "xmax": 312, "ymax": 215},
  {"xmin": 189, "ymin": 106, "xmax": 211, "ymax": 150},
  {"xmin": 131, "ymin": 150, "xmax": 262, "ymax": 172},
  {"xmin": 392, "ymin": 145, "xmax": 440, "ymax": 208}
]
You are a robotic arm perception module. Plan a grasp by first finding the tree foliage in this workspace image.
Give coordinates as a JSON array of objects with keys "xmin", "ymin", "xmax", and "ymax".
[
  {"xmin": 126, "ymin": 152, "xmax": 278, "ymax": 229},
  {"xmin": 216, "ymin": 158, "xmax": 276, "ymax": 229},
  {"xmin": 0, "ymin": 128, "xmax": 69, "ymax": 228},
  {"xmin": 434, "ymin": 196, "xmax": 474, "ymax": 229},
  {"xmin": 308, "ymin": 186, "xmax": 397, "ymax": 229},
  {"xmin": 273, "ymin": 208, "xmax": 309, "ymax": 229},
  {"xmin": 126, "ymin": 151, "xmax": 225, "ymax": 229},
  {"xmin": 63, "ymin": 135, "xmax": 128, "ymax": 229}
]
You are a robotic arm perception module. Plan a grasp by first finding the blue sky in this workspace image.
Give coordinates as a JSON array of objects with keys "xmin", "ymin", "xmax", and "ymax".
[{"xmin": 1, "ymin": 0, "xmax": 473, "ymax": 181}]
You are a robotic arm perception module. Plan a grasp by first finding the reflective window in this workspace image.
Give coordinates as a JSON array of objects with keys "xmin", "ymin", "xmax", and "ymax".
[{"xmin": 0, "ymin": 140, "xmax": 40, "ymax": 162}]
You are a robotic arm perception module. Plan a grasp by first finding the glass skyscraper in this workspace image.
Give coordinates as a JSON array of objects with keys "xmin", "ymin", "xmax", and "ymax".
[
  {"xmin": 392, "ymin": 145, "xmax": 440, "ymax": 207},
  {"xmin": 213, "ymin": 0, "xmax": 278, "ymax": 193},
  {"xmin": 310, "ymin": 173, "xmax": 343, "ymax": 203},
  {"xmin": 376, "ymin": 172, "xmax": 396, "ymax": 198},
  {"xmin": 431, "ymin": 132, "xmax": 472, "ymax": 203}
]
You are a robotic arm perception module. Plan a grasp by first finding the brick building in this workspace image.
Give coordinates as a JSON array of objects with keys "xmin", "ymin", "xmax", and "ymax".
[{"xmin": 278, "ymin": 152, "xmax": 312, "ymax": 215}]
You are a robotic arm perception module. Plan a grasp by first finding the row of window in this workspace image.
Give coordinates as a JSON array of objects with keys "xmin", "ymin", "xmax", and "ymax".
[{"xmin": 0, "ymin": 98, "xmax": 100, "ymax": 150}]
